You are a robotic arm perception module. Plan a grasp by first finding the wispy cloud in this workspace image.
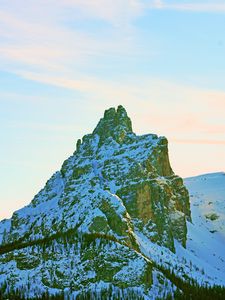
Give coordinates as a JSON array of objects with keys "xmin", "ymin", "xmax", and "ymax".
[
  {"xmin": 149, "ymin": 1, "xmax": 225, "ymax": 12},
  {"xmin": 172, "ymin": 138, "xmax": 225, "ymax": 145},
  {"xmin": 13, "ymin": 69, "xmax": 225, "ymax": 140},
  {"xmin": 1, "ymin": 0, "xmax": 225, "ymax": 78},
  {"xmin": 0, "ymin": 1, "xmax": 144, "ymax": 77},
  {"xmin": 1, "ymin": 0, "xmax": 225, "ymax": 143},
  {"xmin": 60, "ymin": 0, "xmax": 144, "ymax": 26}
]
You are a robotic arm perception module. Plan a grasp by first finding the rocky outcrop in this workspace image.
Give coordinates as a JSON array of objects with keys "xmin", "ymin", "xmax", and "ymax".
[
  {"xmin": 93, "ymin": 105, "xmax": 133, "ymax": 144},
  {"xmin": 0, "ymin": 105, "xmax": 190, "ymax": 299}
]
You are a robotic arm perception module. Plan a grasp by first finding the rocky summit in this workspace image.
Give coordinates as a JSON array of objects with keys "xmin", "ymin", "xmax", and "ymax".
[{"xmin": 0, "ymin": 106, "xmax": 207, "ymax": 299}]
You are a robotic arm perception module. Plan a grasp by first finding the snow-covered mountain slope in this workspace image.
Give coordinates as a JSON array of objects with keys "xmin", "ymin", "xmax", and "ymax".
[
  {"xmin": 185, "ymin": 173, "xmax": 225, "ymax": 283},
  {"xmin": 0, "ymin": 106, "xmax": 224, "ymax": 299},
  {"xmin": 0, "ymin": 106, "xmax": 191, "ymax": 299},
  {"xmin": 135, "ymin": 172, "xmax": 225, "ymax": 288}
]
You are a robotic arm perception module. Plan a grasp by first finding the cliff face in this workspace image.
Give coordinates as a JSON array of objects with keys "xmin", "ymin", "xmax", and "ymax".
[{"xmin": 0, "ymin": 106, "xmax": 190, "ymax": 298}]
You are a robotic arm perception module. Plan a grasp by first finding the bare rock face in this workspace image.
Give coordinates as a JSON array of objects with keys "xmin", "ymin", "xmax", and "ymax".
[{"xmin": 0, "ymin": 106, "xmax": 190, "ymax": 299}]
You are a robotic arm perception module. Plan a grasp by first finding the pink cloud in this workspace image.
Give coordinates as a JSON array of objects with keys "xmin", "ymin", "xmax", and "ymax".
[{"xmin": 171, "ymin": 138, "xmax": 225, "ymax": 145}]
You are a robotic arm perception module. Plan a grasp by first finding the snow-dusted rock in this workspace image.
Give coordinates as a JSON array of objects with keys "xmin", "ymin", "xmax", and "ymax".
[{"xmin": 0, "ymin": 106, "xmax": 209, "ymax": 299}]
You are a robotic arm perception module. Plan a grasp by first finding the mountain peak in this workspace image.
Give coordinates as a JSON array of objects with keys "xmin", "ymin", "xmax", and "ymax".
[
  {"xmin": 0, "ymin": 105, "xmax": 194, "ymax": 299},
  {"xmin": 93, "ymin": 105, "xmax": 133, "ymax": 143}
]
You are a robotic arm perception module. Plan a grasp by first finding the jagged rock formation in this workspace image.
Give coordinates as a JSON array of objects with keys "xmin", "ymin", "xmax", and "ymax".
[{"xmin": 0, "ymin": 105, "xmax": 191, "ymax": 299}]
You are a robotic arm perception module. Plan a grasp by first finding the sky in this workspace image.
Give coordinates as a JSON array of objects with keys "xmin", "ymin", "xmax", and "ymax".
[{"xmin": 0, "ymin": 0, "xmax": 225, "ymax": 220}]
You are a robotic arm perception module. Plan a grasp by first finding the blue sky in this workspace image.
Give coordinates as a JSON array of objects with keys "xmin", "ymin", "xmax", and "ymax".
[{"xmin": 1, "ymin": 0, "xmax": 225, "ymax": 219}]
